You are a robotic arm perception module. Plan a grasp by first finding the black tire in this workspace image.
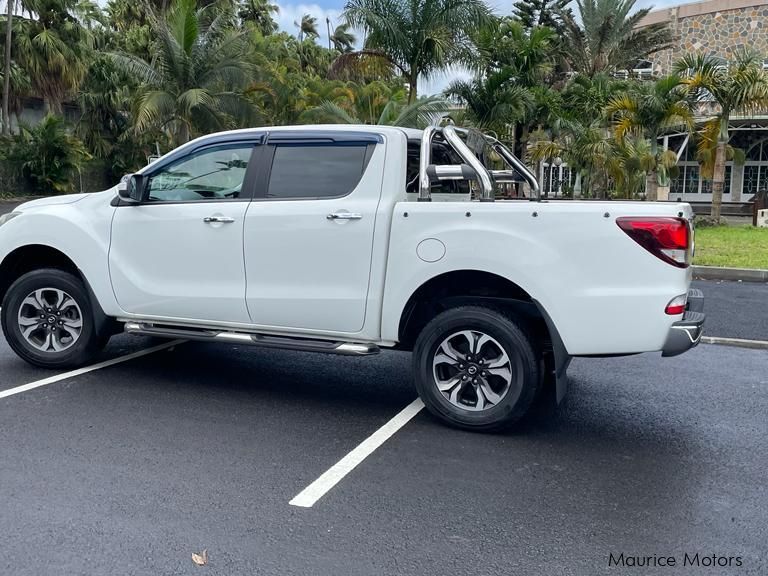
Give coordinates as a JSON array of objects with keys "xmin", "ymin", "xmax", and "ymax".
[
  {"xmin": 1, "ymin": 268, "xmax": 108, "ymax": 368},
  {"xmin": 412, "ymin": 306, "xmax": 540, "ymax": 432}
]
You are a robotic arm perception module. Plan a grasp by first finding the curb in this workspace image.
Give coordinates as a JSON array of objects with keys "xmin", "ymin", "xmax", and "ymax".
[
  {"xmin": 693, "ymin": 265, "xmax": 768, "ymax": 283},
  {"xmin": 702, "ymin": 336, "xmax": 768, "ymax": 350}
]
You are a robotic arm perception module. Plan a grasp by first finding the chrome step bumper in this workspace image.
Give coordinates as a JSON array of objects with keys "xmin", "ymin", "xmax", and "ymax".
[{"xmin": 661, "ymin": 288, "xmax": 705, "ymax": 357}]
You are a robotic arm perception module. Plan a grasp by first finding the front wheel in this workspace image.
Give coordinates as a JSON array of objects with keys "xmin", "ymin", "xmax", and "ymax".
[
  {"xmin": 1, "ymin": 269, "xmax": 108, "ymax": 368},
  {"xmin": 412, "ymin": 306, "xmax": 540, "ymax": 432}
]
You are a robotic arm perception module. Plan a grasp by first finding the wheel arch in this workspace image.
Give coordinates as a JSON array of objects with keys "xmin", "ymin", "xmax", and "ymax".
[
  {"xmin": 395, "ymin": 269, "xmax": 571, "ymax": 403},
  {"xmin": 0, "ymin": 244, "xmax": 116, "ymax": 337}
]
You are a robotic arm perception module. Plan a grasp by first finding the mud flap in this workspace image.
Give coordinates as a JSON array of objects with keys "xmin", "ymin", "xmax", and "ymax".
[{"xmin": 533, "ymin": 300, "xmax": 571, "ymax": 404}]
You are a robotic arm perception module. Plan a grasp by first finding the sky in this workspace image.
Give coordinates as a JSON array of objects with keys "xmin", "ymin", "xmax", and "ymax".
[{"xmin": 272, "ymin": 0, "xmax": 690, "ymax": 94}]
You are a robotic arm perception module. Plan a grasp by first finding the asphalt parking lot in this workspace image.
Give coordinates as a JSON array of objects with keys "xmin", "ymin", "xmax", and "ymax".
[
  {"xmin": 1, "ymin": 199, "xmax": 766, "ymax": 574},
  {"xmin": 1, "ymin": 325, "xmax": 766, "ymax": 575}
]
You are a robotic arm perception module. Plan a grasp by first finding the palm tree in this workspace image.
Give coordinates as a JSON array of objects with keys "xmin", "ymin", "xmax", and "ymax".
[
  {"xmin": 11, "ymin": 0, "xmax": 96, "ymax": 113},
  {"xmin": 3, "ymin": 0, "xmax": 14, "ymax": 134},
  {"xmin": 238, "ymin": 0, "xmax": 279, "ymax": 36},
  {"xmin": 446, "ymin": 71, "xmax": 534, "ymax": 140},
  {"xmin": 675, "ymin": 49, "xmax": 768, "ymax": 221},
  {"xmin": 606, "ymin": 75, "xmax": 693, "ymax": 200},
  {"xmin": 531, "ymin": 117, "xmax": 615, "ymax": 198},
  {"xmin": 467, "ymin": 19, "xmax": 558, "ymax": 155},
  {"xmin": 306, "ymin": 94, "xmax": 449, "ymax": 128},
  {"xmin": 296, "ymin": 13, "xmax": 318, "ymax": 41},
  {"xmin": 512, "ymin": 0, "xmax": 571, "ymax": 34},
  {"xmin": 330, "ymin": 23, "xmax": 355, "ymax": 52},
  {"xmin": 562, "ymin": 0, "xmax": 672, "ymax": 76},
  {"xmin": 0, "ymin": 61, "xmax": 31, "ymax": 132},
  {"xmin": 343, "ymin": 0, "xmax": 491, "ymax": 103},
  {"xmin": 110, "ymin": 0, "xmax": 254, "ymax": 144}
]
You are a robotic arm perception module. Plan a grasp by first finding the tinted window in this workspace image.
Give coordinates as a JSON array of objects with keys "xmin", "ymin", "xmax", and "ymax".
[
  {"xmin": 267, "ymin": 144, "xmax": 368, "ymax": 199},
  {"xmin": 147, "ymin": 145, "xmax": 254, "ymax": 202}
]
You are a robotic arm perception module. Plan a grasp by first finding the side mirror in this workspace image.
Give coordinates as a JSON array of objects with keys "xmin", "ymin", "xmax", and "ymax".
[{"xmin": 118, "ymin": 174, "xmax": 147, "ymax": 203}]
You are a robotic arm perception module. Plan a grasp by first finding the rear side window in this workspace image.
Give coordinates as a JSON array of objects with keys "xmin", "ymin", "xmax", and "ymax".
[{"xmin": 267, "ymin": 144, "xmax": 369, "ymax": 199}]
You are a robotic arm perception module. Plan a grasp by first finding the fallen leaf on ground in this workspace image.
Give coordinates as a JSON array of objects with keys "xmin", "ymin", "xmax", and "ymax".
[{"xmin": 192, "ymin": 550, "xmax": 208, "ymax": 566}]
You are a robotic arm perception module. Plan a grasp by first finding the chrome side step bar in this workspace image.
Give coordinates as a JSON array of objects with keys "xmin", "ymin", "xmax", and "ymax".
[{"xmin": 123, "ymin": 322, "xmax": 380, "ymax": 356}]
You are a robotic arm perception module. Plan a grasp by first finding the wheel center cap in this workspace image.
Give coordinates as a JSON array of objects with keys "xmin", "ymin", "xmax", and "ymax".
[
  {"xmin": 47, "ymin": 316, "xmax": 56, "ymax": 324},
  {"xmin": 467, "ymin": 365, "xmax": 478, "ymax": 375}
]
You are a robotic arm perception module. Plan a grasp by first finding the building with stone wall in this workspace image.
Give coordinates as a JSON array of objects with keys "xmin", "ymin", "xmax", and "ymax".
[{"xmin": 639, "ymin": 0, "xmax": 768, "ymax": 202}]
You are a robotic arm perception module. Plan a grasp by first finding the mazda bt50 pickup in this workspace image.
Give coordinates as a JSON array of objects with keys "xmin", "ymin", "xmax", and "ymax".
[{"xmin": 0, "ymin": 125, "xmax": 705, "ymax": 431}]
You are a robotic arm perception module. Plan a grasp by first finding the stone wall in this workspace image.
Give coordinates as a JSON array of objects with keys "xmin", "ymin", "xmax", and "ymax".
[{"xmin": 643, "ymin": 1, "xmax": 768, "ymax": 74}]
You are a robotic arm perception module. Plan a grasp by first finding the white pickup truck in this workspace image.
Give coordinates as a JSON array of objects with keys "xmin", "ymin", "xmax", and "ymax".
[{"xmin": 0, "ymin": 125, "xmax": 704, "ymax": 430}]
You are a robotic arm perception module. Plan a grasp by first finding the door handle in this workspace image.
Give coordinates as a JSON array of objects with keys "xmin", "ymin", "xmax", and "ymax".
[
  {"xmin": 327, "ymin": 212, "xmax": 363, "ymax": 220},
  {"xmin": 203, "ymin": 216, "xmax": 235, "ymax": 223}
]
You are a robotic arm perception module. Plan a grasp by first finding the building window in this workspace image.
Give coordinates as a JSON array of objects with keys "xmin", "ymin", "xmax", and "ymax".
[
  {"xmin": 700, "ymin": 165, "xmax": 732, "ymax": 195},
  {"xmin": 540, "ymin": 163, "xmax": 576, "ymax": 196},
  {"xmin": 744, "ymin": 165, "xmax": 764, "ymax": 196}
]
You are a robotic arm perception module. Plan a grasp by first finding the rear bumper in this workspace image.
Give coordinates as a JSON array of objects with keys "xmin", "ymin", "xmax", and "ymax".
[{"xmin": 662, "ymin": 288, "xmax": 705, "ymax": 357}]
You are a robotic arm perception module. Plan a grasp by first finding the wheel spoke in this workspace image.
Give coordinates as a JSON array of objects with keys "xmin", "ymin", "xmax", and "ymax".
[
  {"xmin": 440, "ymin": 340, "xmax": 466, "ymax": 362},
  {"xmin": 436, "ymin": 375, "xmax": 462, "ymax": 392},
  {"xmin": 486, "ymin": 365, "xmax": 512, "ymax": 382},
  {"xmin": 434, "ymin": 352, "xmax": 458, "ymax": 368},
  {"xmin": 21, "ymin": 296, "xmax": 42, "ymax": 312},
  {"xmin": 449, "ymin": 381, "xmax": 466, "ymax": 404},
  {"xmin": 485, "ymin": 352, "xmax": 509, "ymax": 369},
  {"xmin": 474, "ymin": 386, "xmax": 486, "ymax": 410},
  {"xmin": 41, "ymin": 332, "xmax": 53, "ymax": 351},
  {"xmin": 21, "ymin": 324, "xmax": 39, "ymax": 338},
  {"xmin": 60, "ymin": 297, "xmax": 77, "ymax": 312},
  {"xmin": 455, "ymin": 330, "xmax": 477, "ymax": 354},
  {"xmin": 52, "ymin": 289, "xmax": 66, "ymax": 309},
  {"xmin": 50, "ymin": 332, "xmax": 68, "ymax": 352},
  {"xmin": 33, "ymin": 289, "xmax": 48, "ymax": 310},
  {"xmin": 478, "ymin": 378, "xmax": 503, "ymax": 405},
  {"xmin": 18, "ymin": 316, "xmax": 39, "ymax": 327},
  {"xmin": 474, "ymin": 333, "xmax": 493, "ymax": 356},
  {"xmin": 62, "ymin": 317, "xmax": 83, "ymax": 329},
  {"xmin": 59, "ymin": 324, "xmax": 81, "ymax": 339}
]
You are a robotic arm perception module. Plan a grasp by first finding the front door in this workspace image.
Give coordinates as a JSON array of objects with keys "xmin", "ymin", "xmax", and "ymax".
[
  {"xmin": 109, "ymin": 141, "xmax": 260, "ymax": 324},
  {"xmin": 243, "ymin": 132, "xmax": 384, "ymax": 333}
]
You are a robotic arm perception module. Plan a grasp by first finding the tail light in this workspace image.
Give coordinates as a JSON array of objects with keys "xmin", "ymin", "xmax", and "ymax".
[
  {"xmin": 616, "ymin": 217, "xmax": 691, "ymax": 268},
  {"xmin": 665, "ymin": 293, "xmax": 687, "ymax": 315}
]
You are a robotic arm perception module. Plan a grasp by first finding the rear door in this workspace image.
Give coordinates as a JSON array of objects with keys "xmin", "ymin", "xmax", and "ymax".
[{"xmin": 243, "ymin": 131, "xmax": 385, "ymax": 333}]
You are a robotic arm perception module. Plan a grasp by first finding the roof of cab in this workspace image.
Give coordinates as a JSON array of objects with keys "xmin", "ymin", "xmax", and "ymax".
[{"xmin": 140, "ymin": 125, "xmax": 420, "ymax": 173}]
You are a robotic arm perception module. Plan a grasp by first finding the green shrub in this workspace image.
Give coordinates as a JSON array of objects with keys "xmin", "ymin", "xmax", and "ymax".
[{"xmin": 3, "ymin": 115, "xmax": 91, "ymax": 195}]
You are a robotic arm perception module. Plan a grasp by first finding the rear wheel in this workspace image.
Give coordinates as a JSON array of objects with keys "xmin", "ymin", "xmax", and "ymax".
[
  {"xmin": 412, "ymin": 306, "xmax": 540, "ymax": 431},
  {"xmin": 1, "ymin": 269, "xmax": 108, "ymax": 368}
]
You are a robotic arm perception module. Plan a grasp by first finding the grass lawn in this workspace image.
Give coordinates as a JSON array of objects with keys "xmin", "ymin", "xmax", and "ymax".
[{"xmin": 694, "ymin": 225, "xmax": 768, "ymax": 269}]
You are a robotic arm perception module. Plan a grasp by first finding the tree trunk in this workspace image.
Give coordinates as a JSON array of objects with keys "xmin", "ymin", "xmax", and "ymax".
[
  {"xmin": 710, "ymin": 141, "xmax": 727, "ymax": 222},
  {"xmin": 645, "ymin": 170, "xmax": 658, "ymax": 201},
  {"xmin": 179, "ymin": 121, "xmax": 190, "ymax": 144},
  {"xmin": 407, "ymin": 73, "xmax": 417, "ymax": 104},
  {"xmin": 2, "ymin": 0, "xmax": 13, "ymax": 135}
]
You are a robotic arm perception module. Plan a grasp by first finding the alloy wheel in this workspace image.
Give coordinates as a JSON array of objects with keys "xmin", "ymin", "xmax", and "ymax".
[
  {"xmin": 17, "ymin": 288, "xmax": 83, "ymax": 353},
  {"xmin": 432, "ymin": 330, "xmax": 514, "ymax": 411}
]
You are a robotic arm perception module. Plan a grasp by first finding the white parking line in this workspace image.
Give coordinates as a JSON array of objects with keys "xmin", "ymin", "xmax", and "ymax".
[
  {"xmin": 0, "ymin": 339, "xmax": 185, "ymax": 400},
  {"xmin": 289, "ymin": 398, "xmax": 425, "ymax": 508}
]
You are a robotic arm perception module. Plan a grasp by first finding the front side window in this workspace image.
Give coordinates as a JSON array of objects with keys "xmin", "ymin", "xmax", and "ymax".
[
  {"xmin": 146, "ymin": 144, "xmax": 255, "ymax": 202},
  {"xmin": 267, "ymin": 144, "xmax": 369, "ymax": 199}
]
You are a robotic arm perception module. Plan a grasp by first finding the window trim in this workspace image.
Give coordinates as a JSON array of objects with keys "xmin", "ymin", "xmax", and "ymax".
[{"xmin": 254, "ymin": 140, "xmax": 376, "ymax": 202}]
